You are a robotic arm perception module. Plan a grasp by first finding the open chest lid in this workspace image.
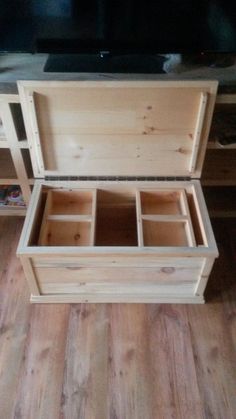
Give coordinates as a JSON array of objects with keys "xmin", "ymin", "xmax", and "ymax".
[{"xmin": 18, "ymin": 80, "xmax": 218, "ymax": 179}]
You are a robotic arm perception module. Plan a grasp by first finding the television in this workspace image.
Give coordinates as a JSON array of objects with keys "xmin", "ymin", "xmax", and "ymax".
[{"xmin": 0, "ymin": 0, "xmax": 236, "ymax": 72}]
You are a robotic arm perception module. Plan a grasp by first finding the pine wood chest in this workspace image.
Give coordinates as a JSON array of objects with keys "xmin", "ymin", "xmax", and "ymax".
[{"xmin": 17, "ymin": 80, "xmax": 219, "ymax": 303}]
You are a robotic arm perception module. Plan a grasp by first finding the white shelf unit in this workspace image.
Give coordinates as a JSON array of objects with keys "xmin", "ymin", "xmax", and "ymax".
[
  {"xmin": 203, "ymin": 92, "xmax": 236, "ymax": 218},
  {"xmin": 0, "ymin": 94, "xmax": 32, "ymax": 216},
  {"xmin": 203, "ymin": 92, "xmax": 236, "ymax": 186},
  {"xmin": 207, "ymin": 93, "xmax": 236, "ymax": 151}
]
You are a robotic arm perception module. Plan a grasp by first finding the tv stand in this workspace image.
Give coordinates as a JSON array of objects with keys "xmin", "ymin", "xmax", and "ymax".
[{"xmin": 43, "ymin": 53, "xmax": 166, "ymax": 73}]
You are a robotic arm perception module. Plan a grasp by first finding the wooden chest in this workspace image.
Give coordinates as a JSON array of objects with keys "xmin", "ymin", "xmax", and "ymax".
[{"xmin": 17, "ymin": 80, "xmax": 218, "ymax": 303}]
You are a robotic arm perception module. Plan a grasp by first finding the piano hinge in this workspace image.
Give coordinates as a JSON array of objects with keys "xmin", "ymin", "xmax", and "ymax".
[{"xmin": 45, "ymin": 175, "xmax": 192, "ymax": 182}]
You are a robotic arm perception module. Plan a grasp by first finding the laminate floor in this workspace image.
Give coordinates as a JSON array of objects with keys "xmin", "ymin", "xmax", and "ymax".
[{"xmin": 0, "ymin": 216, "xmax": 235, "ymax": 419}]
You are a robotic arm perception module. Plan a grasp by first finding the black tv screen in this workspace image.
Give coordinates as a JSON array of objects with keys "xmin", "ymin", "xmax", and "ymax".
[{"xmin": 0, "ymin": 0, "xmax": 236, "ymax": 53}]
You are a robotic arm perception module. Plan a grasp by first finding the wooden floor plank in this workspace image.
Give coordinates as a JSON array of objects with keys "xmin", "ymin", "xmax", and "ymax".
[
  {"xmin": 0, "ymin": 216, "xmax": 20, "ymax": 276},
  {"xmin": 147, "ymin": 304, "xmax": 204, "ymax": 419},
  {"xmin": 12, "ymin": 304, "xmax": 70, "ymax": 419},
  {"xmin": 108, "ymin": 304, "xmax": 153, "ymax": 419},
  {"xmin": 216, "ymin": 221, "xmax": 236, "ymax": 350},
  {"xmin": 0, "ymin": 217, "xmax": 31, "ymax": 419},
  {"xmin": 187, "ymin": 300, "xmax": 236, "ymax": 419},
  {"xmin": 61, "ymin": 304, "xmax": 109, "ymax": 419},
  {"xmin": 187, "ymin": 220, "xmax": 236, "ymax": 419}
]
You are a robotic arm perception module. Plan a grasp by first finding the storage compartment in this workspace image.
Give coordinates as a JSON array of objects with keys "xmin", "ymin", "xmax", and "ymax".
[
  {"xmin": 38, "ymin": 189, "xmax": 96, "ymax": 246},
  {"xmin": 143, "ymin": 221, "xmax": 188, "ymax": 246},
  {"xmin": 49, "ymin": 190, "xmax": 93, "ymax": 215},
  {"xmin": 0, "ymin": 184, "xmax": 26, "ymax": 215},
  {"xmin": 35, "ymin": 185, "xmax": 202, "ymax": 248},
  {"xmin": 96, "ymin": 190, "xmax": 138, "ymax": 246},
  {"xmin": 140, "ymin": 190, "xmax": 183, "ymax": 215},
  {"xmin": 17, "ymin": 80, "xmax": 219, "ymax": 303},
  {"xmin": 39, "ymin": 221, "xmax": 92, "ymax": 246}
]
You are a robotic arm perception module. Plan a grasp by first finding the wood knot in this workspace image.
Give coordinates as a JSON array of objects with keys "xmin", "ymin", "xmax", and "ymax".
[
  {"xmin": 125, "ymin": 348, "xmax": 135, "ymax": 362},
  {"xmin": 81, "ymin": 309, "xmax": 90, "ymax": 319},
  {"xmin": 161, "ymin": 267, "xmax": 175, "ymax": 274},
  {"xmin": 74, "ymin": 233, "xmax": 81, "ymax": 240},
  {"xmin": 176, "ymin": 147, "xmax": 188, "ymax": 155}
]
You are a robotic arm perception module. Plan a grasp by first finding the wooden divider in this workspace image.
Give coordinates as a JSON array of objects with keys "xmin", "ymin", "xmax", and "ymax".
[
  {"xmin": 38, "ymin": 188, "xmax": 97, "ymax": 246},
  {"xmin": 90, "ymin": 189, "xmax": 97, "ymax": 246},
  {"xmin": 179, "ymin": 189, "xmax": 196, "ymax": 246},
  {"xmin": 135, "ymin": 190, "xmax": 144, "ymax": 247},
  {"xmin": 38, "ymin": 190, "xmax": 52, "ymax": 245},
  {"xmin": 38, "ymin": 187, "xmax": 197, "ymax": 248},
  {"xmin": 136, "ymin": 188, "xmax": 197, "ymax": 247}
]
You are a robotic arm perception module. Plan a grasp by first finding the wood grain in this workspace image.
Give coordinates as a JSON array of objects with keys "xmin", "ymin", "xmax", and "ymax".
[
  {"xmin": 108, "ymin": 304, "xmax": 153, "ymax": 419},
  {"xmin": 61, "ymin": 304, "xmax": 109, "ymax": 419},
  {"xmin": 0, "ymin": 217, "xmax": 235, "ymax": 418},
  {"xmin": 147, "ymin": 304, "xmax": 203, "ymax": 419},
  {"xmin": 18, "ymin": 80, "xmax": 217, "ymax": 178},
  {"xmin": 18, "ymin": 180, "xmax": 218, "ymax": 303},
  {"xmin": 0, "ymin": 217, "xmax": 31, "ymax": 418},
  {"xmin": 13, "ymin": 304, "xmax": 70, "ymax": 419}
]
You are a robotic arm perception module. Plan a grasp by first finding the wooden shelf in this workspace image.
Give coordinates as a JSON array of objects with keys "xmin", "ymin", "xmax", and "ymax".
[
  {"xmin": 0, "ymin": 139, "xmax": 28, "ymax": 149},
  {"xmin": 0, "ymin": 141, "xmax": 10, "ymax": 149},
  {"xmin": 0, "ymin": 178, "xmax": 20, "ymax": 185},
  {"xmin": 0, "ymin": 133, "xmax": 6, "ymax": 143},
  {"xmin": 216, "ymin": 94, "xmax": 236, "ymax": 104},
  {"xmin": 0, "ymin": 205, "xmax": 27, "ymax": 216},
  {"xmin": 0, "ymin": 94, "xmax": 31, "ymax": 214},
  {"xmin": 204, "ymin": 93, "xmax": 236, "ymax": 192},
  {"xmin": 207, "ymin": 140, "xmax": 236, "ymax": 150}
]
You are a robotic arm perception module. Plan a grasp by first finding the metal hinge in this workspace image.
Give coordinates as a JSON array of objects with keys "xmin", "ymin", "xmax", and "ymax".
[{"xmin": 45, "ymin": 175, "xmax": 191, "ymax": 182}]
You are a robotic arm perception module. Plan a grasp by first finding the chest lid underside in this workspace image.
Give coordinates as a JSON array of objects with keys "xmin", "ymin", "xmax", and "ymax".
[{"xmin": 18, "ymin": 80, "xmax": 218, "ymax": 179}]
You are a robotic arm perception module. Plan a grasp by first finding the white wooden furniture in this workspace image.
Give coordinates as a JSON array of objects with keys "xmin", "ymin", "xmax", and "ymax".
[
  {"xmin": 203, "ymin": 92, "xmax": 236, "ymax": 218},
  {"xmin": 17, "ymin": 80, "xmax": 218, "ymax": 303},
  {"xmin": 203, "ymin": 92, "xmax": 236, "ymax": 185},
  {"xmin": 0, "ymin": 94, "xmax": 32, "ymax": 215}
]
